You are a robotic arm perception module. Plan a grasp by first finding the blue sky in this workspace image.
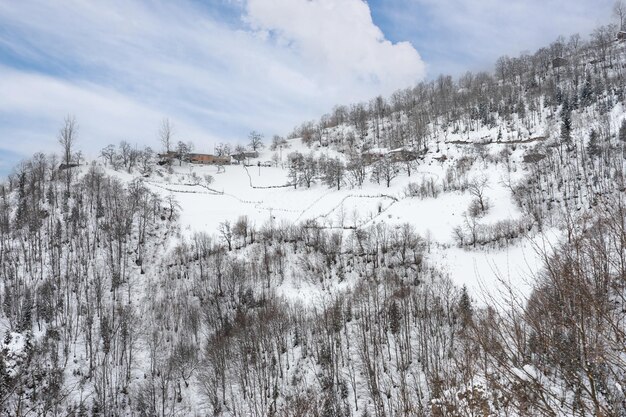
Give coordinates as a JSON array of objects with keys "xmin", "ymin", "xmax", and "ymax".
[{"xmin": 0, "ymin": 0, "xmax": 616, "ymax": 178}]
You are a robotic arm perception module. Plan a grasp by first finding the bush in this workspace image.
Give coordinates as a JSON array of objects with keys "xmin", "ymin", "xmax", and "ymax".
[
  {"xmin": 404, "ymin": 177, "xmax": 441, "ymax": 199},
  {"xmin": 453, "ymin": 216, "xmax": 533, "ymax": 248}
]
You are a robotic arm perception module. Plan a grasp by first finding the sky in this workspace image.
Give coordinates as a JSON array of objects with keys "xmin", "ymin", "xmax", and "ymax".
[{"xmin": 0, "ymin": 0, "xmax": 616, "ymax": 178}]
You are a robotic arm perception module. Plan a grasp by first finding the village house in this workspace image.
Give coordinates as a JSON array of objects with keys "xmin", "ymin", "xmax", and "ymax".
[
  {"xmin": 551, "ymin": 57, "xmax": 568, "ymax": 69},
  {"xmin": 157, "ymin": 151, "xmax": 231, "ymax": 165},
  {"xmin": 189, "ymin": 153, "xmax": 231, "ymax": 165}
]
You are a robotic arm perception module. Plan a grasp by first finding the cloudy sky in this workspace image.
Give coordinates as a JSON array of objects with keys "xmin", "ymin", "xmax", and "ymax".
[{"xmin": 0, "ymin": 0, "xmax": 616, "ymax": 177}]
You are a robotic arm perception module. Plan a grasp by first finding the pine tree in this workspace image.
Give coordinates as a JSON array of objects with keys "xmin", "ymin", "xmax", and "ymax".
[
  {"xmin": 555, "ymin": 87, "xmax": 564, "ymax": 105},
  {"xmin": 619, "ymin": 119, "xmax": 626, "ymax": 143},
  {"xmin": 46, "ymin": 185, "xmax": 55, "ymax": 207},
  {"xmin": 594, "ymin": 77, "xmax": 605, "ymax": 100},
  {"xmin": 0, "ymin": 347, "xmax": 9, "ymax": 399},
  {"xmin": 2, "ymin": 284, "xmax": 12, "ymax": 320},
  {"xmin": 587, "ymin": 129, "xmax": 601, "ymax": 157},
  {"xmin": 458, "ymin": 285, "xmax": 473, "ymax": 327},
  {"xmin": 560, "ymin": 95, "xmax": 572, "ymax": 147},
  {"xmin": 516, "ymin": 99, "xmax": 526, "ymax": 119},
  {"xmin": 579, "ymin": 74, "xmax": 594, "ymax": 107},
  {"xmin": 19, "ymin": 287, "xmax": 33, "ymax": 332},
  {"xmin": 388, "ymin": 301, "xmax": 401, "ymax": 335}
]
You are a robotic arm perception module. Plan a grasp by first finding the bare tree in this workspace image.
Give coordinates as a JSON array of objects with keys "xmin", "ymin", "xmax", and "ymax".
[
  {"xmin": 159, "ymin": 118, "xmax": 174, "ymax": 153},
  {"xmin": 214, "ymin": 143, "xmax": 232, "ymax": 157},
  {"xmin": 270, "ymin": 134, "xmax": 287, "ymax": 151},
  {"xmin": 175, "ymin": 141, "xmax": 193, "ymax": 166},
  {"xmin": 347, "ymin": 154, "xmax": 366, "ymax": 187},
  {"xmin": 118, "ymin": 141, "xmax": 136, "ymax": 172},
  {"xmin": 248, "ymin": 131, "xmax": 265, "ymax": 153},
  {"xmin": 218, "ymin": 221, "xmax": 233, "ymax": 251},
  {"xmin": 100, "ymin": 144, "xmax": 117, "ymax": 168},
  {"xmin": 321, "ymin": 157, "xmax": 345, "ymax": 190},
  {"xmin": 232, "ymin": 144, "xmax": 247, "ymax": 164},
  {"xmin": 371, "ymin": 156, "xmax": 399, "ymax": 187},
  {"xmin": 288, "ymin": 151, "xmax": 303, "ymax": 188},
  {"xmin": 58, "ymin": 115, "xmax": 78, "ymax": 166},
  {"xmin": 138, "ymin": 147, "xmax": 154, "ymax": 176},
  {"xmin": 591, "ymin": 25, "xmax": 618, "ymax": 66},
  {"xmin": 300, "ymin": 153, "xmax": 317, "ymax": 188},
  {"xmin": 468, "ymin": 175, "xmax": 489, "ymax": 213}
]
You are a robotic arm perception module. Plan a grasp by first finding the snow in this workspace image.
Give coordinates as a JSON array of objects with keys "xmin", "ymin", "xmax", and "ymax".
[
  {"xmin": 2, "ymin": 332, "xmax": 28, "ymax": 378},
  {"xmin": 378, "ymin": 191, "xmax": 472, "ymax": 242},
  {"xmin": 433, "ymin": 228, "xmax": 561, "ymax": 306},
  {"xmin": 97, "ymin": 137, "xmax": 555, "ymax": 302}
]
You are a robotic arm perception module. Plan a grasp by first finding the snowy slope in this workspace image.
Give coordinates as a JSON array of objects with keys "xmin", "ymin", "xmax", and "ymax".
[{"xmin": 93, "ymin": 134, "xmax": 562, "ymax": 303}]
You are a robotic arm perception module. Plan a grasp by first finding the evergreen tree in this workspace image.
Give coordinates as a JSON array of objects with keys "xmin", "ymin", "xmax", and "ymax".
[
  {"xmin": 594, "ymin": 77, "xmax": 605, "ymax": 99},
  {"xmin": 555, "ymin": 87, "xmax": 564, "ymax": 106},
  {"xmin": 46, "ymin": 185, "xmax": 55, "ymax": 207},
  {"xmin": 579, "ymin": 74, "xmax": 594, "ymax": 107},
  {"xmin": 616, "ymin": 86, "xmax": 625, "ymax": 104},
  {"xmin": 516, "ymin": 99, "xmax": 526, "ymax": 120},
  {"xmin": 388, "ymin": 301, "xmax": 401, "ymax": 335},
  {"xmin": 587, "ymin": 129, "xmax": 601, "ymax": 157},
  {"xmin": 619, "ymin": 119, "xmax": 626, "ymax": 143},
  {"xmin": 560, "ymin": 95, "xmax": 572, "ymax": 146},
  {"xmin": 458, "ymin": 285, "xmax": 473, "ymax": 327},
  {"xmin": 19, "ymin": 288, "xmax": 33, "ymax": 332},
  {"xmin": 2, "ymin": 284, "xmax": 12, "ymax": 320},
  {"xmin": 0, "ymin": 347, "xmax": 9, "ymax": 400},
  {"xmin": 570, "ymin": 88, "xmax": 579, "ymax": 110}
]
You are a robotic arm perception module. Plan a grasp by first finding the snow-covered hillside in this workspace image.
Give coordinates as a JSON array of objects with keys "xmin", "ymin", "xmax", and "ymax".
[
  {"xmin": 103, "ymin": 135, "xmax": 562, "ymax": 301},
  {"xmin": 2, "ymin": 23, "xmax": 626, "ymax": 417}
]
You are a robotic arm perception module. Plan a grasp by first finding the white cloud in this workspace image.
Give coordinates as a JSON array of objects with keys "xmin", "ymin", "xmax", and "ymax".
[
  {"xmin": 0, "ymin": 0, "xmax": 426, "ymax": 167},
  {"xmin": 245, "ymin": 0, "xmax": 425, "ymax": 93}
]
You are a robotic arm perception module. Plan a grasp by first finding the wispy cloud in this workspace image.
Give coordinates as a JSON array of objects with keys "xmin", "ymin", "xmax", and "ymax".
[{"xmin": 0, "ymin": 0, "xmax": 425, "ymax": 169}]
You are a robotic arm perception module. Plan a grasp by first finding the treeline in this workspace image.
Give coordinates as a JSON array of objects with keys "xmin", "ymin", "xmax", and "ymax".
[
  {"xmin": 0, "ymin": 154, "xmax": 173, "ymax": 416},
  {"xmin": 147, "ymin": 194, "xmax": 626, "ymax": 416},
  {"xmin": 283, "ymin": 20, "xmax": 626, "ymax": 239},
  {"xmin": 512, "ymin": 120, "xmax": 626, "ymax": 230},
  {"xmin": 100, "ymin": 142, "xmax": 155, "ymax": 174},
  {"xmin": 3, "ymin": 149, "xmax": 626, "ymax": 415},
  {"xmin": 290, "ymin": 23, "xmax": 625, "ymax": 156},
  {"xmin": 286, "ymin": 150, "xmax": 420, "ymax": 190}
]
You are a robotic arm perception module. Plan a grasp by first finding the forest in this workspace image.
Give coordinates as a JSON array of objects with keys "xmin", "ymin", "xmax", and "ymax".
[{"xmin": 1, "ymin": 14, "xmax": 626, "ymax": 417}]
